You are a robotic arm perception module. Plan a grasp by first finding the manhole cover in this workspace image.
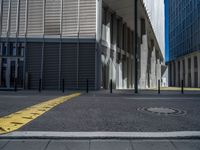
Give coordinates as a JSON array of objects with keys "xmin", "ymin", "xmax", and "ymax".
[{"xmin": 137, "ymin": 107, "xmax": 186, "ymax": 116}]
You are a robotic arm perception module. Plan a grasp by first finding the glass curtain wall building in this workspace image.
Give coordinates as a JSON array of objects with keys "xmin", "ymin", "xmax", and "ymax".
[
  {"xmin": 0, "ymin": 0, "xmax": 165, "ymax": 90},
  {"xmin": 168, "ymin": 0, "xmax": 200, "ymax": 87}
]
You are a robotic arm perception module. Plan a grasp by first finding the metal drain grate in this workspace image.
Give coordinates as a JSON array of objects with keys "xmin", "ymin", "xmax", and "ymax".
[{"xmin": 137, "ymin": 107, "xmax": 186, "ymax": 116}]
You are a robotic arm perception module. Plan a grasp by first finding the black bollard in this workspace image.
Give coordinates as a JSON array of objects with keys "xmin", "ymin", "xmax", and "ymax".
[
  {"xmin": 86, "ymin": 79, "xmax": 89, "ymax": 93},
  {"xmin": 39, "ymin": 79, "xmax": 41, "ymax": 92},
  {"xmin": 62, "ymin": 79, "xmax": 65, "ymax": 93},
  {"xmin": 14, "ymin": 78, "xmax": 17, "ymax": 92},
  {"xmin": 181, "ymin": 80, "xmax": 184, "ymax": 94},
  {"xmin": 158, "ymin": 80, "xmax": 160, "ymax": 94},
  {"xmin": 110, "ymin": 79, "xmax": 112, "ymax": 93}
]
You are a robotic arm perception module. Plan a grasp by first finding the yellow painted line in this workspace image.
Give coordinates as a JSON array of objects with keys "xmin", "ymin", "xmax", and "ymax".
[{"xmin": 0, "ymin": 93, "xmax": 81, "ymax": 135}]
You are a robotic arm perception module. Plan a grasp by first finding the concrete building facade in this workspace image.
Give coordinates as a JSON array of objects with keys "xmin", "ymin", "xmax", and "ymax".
[
  {"xmin": 168, "ymin": 0, "xmax": 200, "ymax": 88},
  {"xmin": 0, "ymin": 0, "xmax": 165, "ymax": 90}
]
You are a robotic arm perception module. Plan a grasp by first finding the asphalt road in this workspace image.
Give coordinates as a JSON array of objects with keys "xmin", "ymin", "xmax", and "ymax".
[{"xmin": 0, "ymin": 90, "xmax": 200, "ymax": 132}]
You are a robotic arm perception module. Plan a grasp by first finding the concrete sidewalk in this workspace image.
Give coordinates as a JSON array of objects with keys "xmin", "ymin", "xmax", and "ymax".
[
  {"xmin": 1, "ymin": 131, "xmax": 200, "ymax": 150},
  {"xmin": 0, "ymin": 139, "xmax": 200, "ymax": 150}
]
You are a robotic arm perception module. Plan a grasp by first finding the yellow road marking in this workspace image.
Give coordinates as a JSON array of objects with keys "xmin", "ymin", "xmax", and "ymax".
[{"xmin": 0, "ymin": 93, "xmax": 81, "ymax": 135}]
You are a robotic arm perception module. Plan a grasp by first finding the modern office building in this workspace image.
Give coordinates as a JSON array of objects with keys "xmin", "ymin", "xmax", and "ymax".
[
  {"xmin": 0, "ymin": 0, "xmax": 165, "ymax": 90},
  {"xmin": 168, "ymin": 0, "xmax": 200, "ymax": 88}
]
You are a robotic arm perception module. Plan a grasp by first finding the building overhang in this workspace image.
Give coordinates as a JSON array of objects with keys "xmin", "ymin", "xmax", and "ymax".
[
  {"xmin": 103, "ymin": 0, "xmax": 164, "ymax": 61},
  {"xmin": 103, "ymin": 0, "xmax": 135, "ymax": 30}
]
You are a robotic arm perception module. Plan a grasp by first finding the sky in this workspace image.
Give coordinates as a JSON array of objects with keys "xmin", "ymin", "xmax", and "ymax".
[{"xmin": 165, "ymin": 0, "xmax": 169, "ymax": 62}]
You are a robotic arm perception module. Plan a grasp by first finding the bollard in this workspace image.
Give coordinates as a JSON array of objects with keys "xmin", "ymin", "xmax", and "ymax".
[
  {"xmin": 62, "ymin": 79, "xmax": 65, "ymax": 93},
  {"xmin": 181, "ymin": 80, "xmax": 184, "ymax": 94},
  {"xmin": 39, "ymin": 79, "xmax": 41, "ymax": 92},
  {"xmin": 158, "ymin": 80, "xmax": 160, "ymax": 94},
  {"xmin": 86, "ymin": 79, "xmax": 89, "ymax": 93},
  {"xmin": 110, "ymin": 79, "xmax": 112, "ymax": 93},
  {"xmin": 14, "ymin": 78, "xmax": 17, "ymax": 92}
]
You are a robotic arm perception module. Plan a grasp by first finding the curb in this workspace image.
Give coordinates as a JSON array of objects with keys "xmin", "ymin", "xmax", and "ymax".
[{"xmin": 1, "ymin": 131, "xmax": 200, "ymax": 140}]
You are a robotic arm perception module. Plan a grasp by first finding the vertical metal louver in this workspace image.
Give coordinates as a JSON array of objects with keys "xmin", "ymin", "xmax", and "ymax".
[
  {"xmin": 61, "ymin": 43, "xmax": 78, "ymax": 89},
  {"xmin": 43, "ymin": 43, "xmax": 59, "ymax": 89},
  {"xmin": 78, "ymin": 43, "xmax": 95, "ymax": 89},
  {"xmin": 62, "ymin": 0, "xmax": 78, "ymax": 37},
  {"xmin": 9, "ymin": 0, "xmax": 18, "ymax": 37},
  {"xmin": 26, "ymin": 43, "xmax": 42, "ymax": 89},
  {"xmin": 18, "ymin": 0, "xmax": 26, "ymax": 37},
  {"xmin": 27, "ymin": 0, "xmax": 43, "ymax": 37},
  {"xmin": 44, "ymin": 0, "xmax": 61, "ymax": 36},
  {"xmin": 1, "ymin": 0, "xmax": 9, "ymax": 37},
  {"xmin": 79, "ymin": 0, "xmax": 96, "ymax": 37}
]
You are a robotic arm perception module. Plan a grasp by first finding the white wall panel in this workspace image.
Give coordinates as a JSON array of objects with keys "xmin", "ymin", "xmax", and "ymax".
[
  {"xmin": 62, "ymin": 0, "xmax": 78, "ymax": 37},
  {"xmin": 27, "ymin": 0, "xmax": 43, "ymax": 37},
  {"xmin": 18, "ymin": 0, "xmax": 26, "ymax": 37},
  {"xmin": 45, "ymin": 0, "xmax": 61, "ymax": 36},
  {"xmin": 9, "ymin": 0, "xmax": 18, "ymax": 37},
  {"xmin": 79, "ymin": 0, "xmax": 96, "ymax": 37},
  {"xmin": 1, "ymin": 0, "xmax": 97, "ymax": 38},
  {"xmin": 1, "ymin": 0, "xmax": 9, "ymax": 37}
]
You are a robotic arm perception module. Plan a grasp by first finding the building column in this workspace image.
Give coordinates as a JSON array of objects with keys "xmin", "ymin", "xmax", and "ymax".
[
  {"xmin": 109, "ymin": 13, "xmax": 117, "ymax": 89},
  {"xmin": 156, "ymin": 59, "xmax": 161, "ymax": 84},
  {"xmin": 184, "ymin": 57, "xmax": 188, "ymax": 87},
  {"xmin": 125, "ymin": 24, "xmax": 128, "ymax": 89},
  {"xmin": 150, "ymin": 47, "xmax": 156, "ymax": 88},
  {"xmin": 198, "ymin": 53, "xmax": 200, "ymax": 88},
  {"xmin": 180, "ymin": 59, "xmax": 183, "ymax": 83},
  {"xmin": 139, "ymin": 34, "xmax": 148, "ymax": 89},
  {"xmin": 191, "ymin": 55, "xmax": 195, "ymax": 87},
  {"xmin": 175, "ymin": 60, "xmax": 179, "ymax": 87},
  {"xmin": 171, "ymin": 61, "xmax": 174, "ymax": 86},
  {"xmin": 118, "ymin": 19, "xmax": 123, "ymax": 89}
]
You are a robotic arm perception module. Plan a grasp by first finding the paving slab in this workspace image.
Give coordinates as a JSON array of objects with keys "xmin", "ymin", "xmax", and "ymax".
[
  {"xmin": 0, "ymin": 140, "xmax": 9, "ymax": 149},
  {"xmin": 90, "ymin": 140, "xmax": 132, "ymax": 150},
  {"xmin": 1, "ymin": 139, "xmax": 49, "ymax": 150},
  {"xmin": 131, "ymin": 140, "xmax": 176, "ymax": 150},
  {"xmin": 0, "ymin": 139, "xmax": 200, "ymax": 150},
  {"xmin": 171, "ymin": 140, "xmax": 200, "ymax": 150},
  {"xmin": 46, "ymin": 140, "xmax": 90, "ymax": 150}
]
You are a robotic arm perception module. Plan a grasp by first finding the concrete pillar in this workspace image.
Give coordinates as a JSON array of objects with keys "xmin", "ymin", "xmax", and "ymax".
[
  {"xmin": 139, "ymin": 34, "xmax": 148, "ymax": 89},
  {"xmin": 171, "ymin": 61, "xmax": 174, "ymax": 86},
  {"xmin": 180, "ymin": 59, "xmax": 183, "ymax": 85},
  {"xmin": 106, "ymin": 10, "xmax": 111, "ymax": 89},
  {"xmin": 104, "ymin": 9, "xmax": 111, "ymax": 66},
  {"xmin": 128, "ymin": 29, "xmax": 132, "ymax": 88},
  {"xmin": 156, "ymin": 59, "xmax": 161, "ymax": 82},
  {"xmin": 131, "ymin": 57, "xmax": 134, "ymax": 88},
  {"xmin": 168, "ymin": 62, "xmax": 172, "ymax": 86},
  {"xmin": 116, "ymin": 18, "xmax": 123, "ymax": 89},
  {"xmin": 198, "ymin": 53, "xmax": 200, "ymax": 88},
  {"xmin": 175, "ymin": 60, "xmax": 179, "ymax": 87},
  {"xmin": 150, "ymin": 47, "xmax": 156, "ymax": 88},
  {"xmin": 130, "ymin": 57, "xmax": 132, "ymax": 88},
  {"xmin": 112, "ymin": 14, "xmax": 117, "ymax": 89},
  {"xmin": 185, "ymin": 57, "xmax": 188, "ymax": 87},
  {"xmin": 119, "ymin": 61, "xmax": 123, "ymax": 89},
  {"xmin": 123, "ymin": 57, "xmax": 127, "ymax": 89},
  {"xmin": 191, "ymin": 55, "xmax": 195, "ymax": 87}
]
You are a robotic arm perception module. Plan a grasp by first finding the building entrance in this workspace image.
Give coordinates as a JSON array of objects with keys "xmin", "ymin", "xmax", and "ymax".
[{"xmin": 0, "ymin": 58, "xmax": 24, "ymax": 89}]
